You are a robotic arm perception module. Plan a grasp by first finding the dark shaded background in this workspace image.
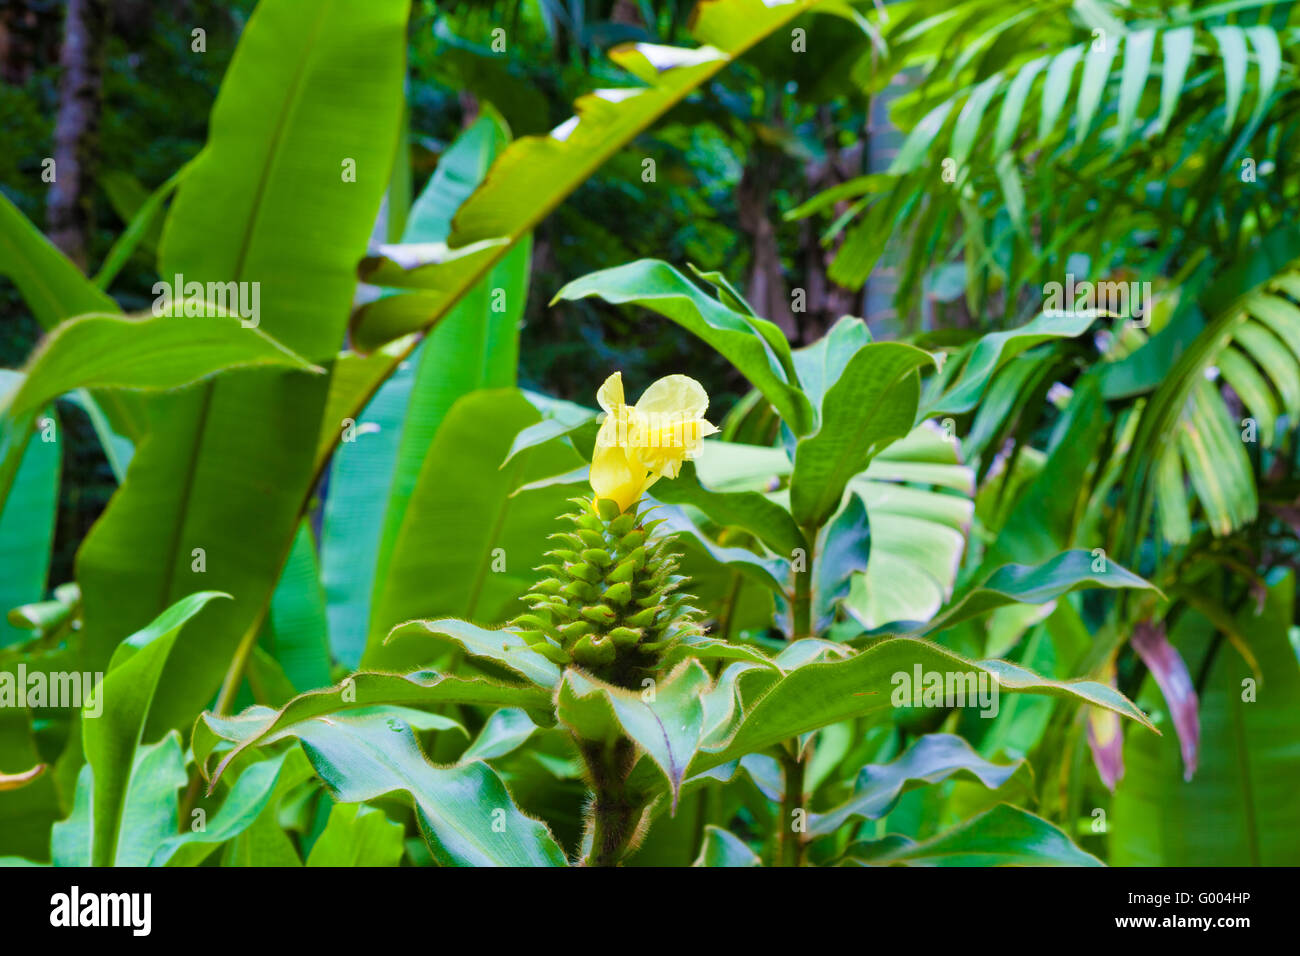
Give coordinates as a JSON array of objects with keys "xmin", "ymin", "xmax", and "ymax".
[{"xmin": 1, "ymin": 0, "xmax": 894, "ymax": 582}]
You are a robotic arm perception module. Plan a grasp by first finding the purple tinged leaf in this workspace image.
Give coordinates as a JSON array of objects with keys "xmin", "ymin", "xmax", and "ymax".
[
  {"xmin": 1087, "ymin": 696, "xmax": 1125, "ymax": 792},
  {"xmin": 1132, "ymin": 621, "xmax": 1200, "ymax": 781}
]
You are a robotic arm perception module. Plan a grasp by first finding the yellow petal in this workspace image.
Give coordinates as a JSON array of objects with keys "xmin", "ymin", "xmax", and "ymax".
[
  {"xmin": 635, "ymin": 374, "xmax": 709, "ymax": 419},
  {"xmin": 594, "ymin": 410, "xmax": 626, "ymax": 452},
  {"xmin": 597, "ymin": 372, "xmax": 625, "ymax": 414},
  {"xmin": 638, "ymin": 445, "xmax": 686, "ymax": 479},
  {"xmin": 591, "ymin": 371, "xmax": 714, "ymax": 509},
  {"xmin": 634, "ymin": 416, "xmax": 717, "ymax": 474},
  {"xmin": 678, "ymin": 417, "xmax": 718, "ymax": 456},
  {"xmin": 590, "ymin": 440, "xmax": 647, "ymax": 512}
]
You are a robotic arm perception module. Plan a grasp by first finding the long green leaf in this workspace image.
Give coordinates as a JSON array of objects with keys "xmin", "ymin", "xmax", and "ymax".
[
  {"xmin": 859, "ymin": 549, "xmax": 1156, "ymax": 638},
  {"xmin": 0, "ymin": 313, "xmax": 315, "ymax": 518},
  {"xmin": 1243, "ymin": 25, "xmax": 1281, "ymax": 131},
  {"xmin": 993, "ymin": 55, "xmax": 1048, "ymax": 155},
  {"xmin": 196, "ymin": 670, "xmax": 551, "ymax": 784},
  {"xmin": 1115, "ymin": 29, "xmax": 1154, "ymax": 145},
  {"xmin": 1074, "ymin": 38, "xmax": 1118, "ymax": 145},
  {"xmin": 808, "ymin": 733, "xmax": 1028, "ymax": 836},
  {"xmin": 0, "ymin": 192, "xmax": 147, "ymax": 450},
  {"xmin": 4, "ymin": 312, "xmax": 318, "ymax": 421},
  {"xmin": 842, "ymin": 804, "xmax": 1101, "ymax": 866},
  {"xmin": 920, "ymin": 311, "xmax": 1096, "ymax": 417},
  {"xmin": 83, "ymin": 591, "xmax": 228, "ymax": 866},
  {"xmin": 76, "ymin": 0, "xmax": 409, "ymax": 735},
  {"xmin": 0, "ymin": 378, "xmax": 58, "ymax": 646},
  {"xmin": 1038, "ymin": 46, "xmax": 1083, "ymax": 141},
  {"xmin": 790, "ymin": 342, "xmax": 933, "ymax": 528},
  {"xmin": 262, "ymin": 522, "xmax": 332, "ymax": 692},
  {"xmin": 151, "ymin": 748, "xmax": 314, "ymax": 867},
  {"xmin": 0, "ymin": 192, "xmax": 117, "ymax": 327},
  {"xmin": 1209, "ymin": 25, "xmax": 1247, "ymax": 132},
  {"xmin": 553, "ymin": 259, "xmax": 812, "ymax": 433},
  {"xmin": 685, "ymin": 634, "xmax": 1154, "ymax": 778},
  {"xmin": 206, "ymin": 708, "xmax": 566, "ymax": 865},
  {"xmin": 54, "ymin": 733, "xmax": 188, "ymax": 867},
  {"xmin": 325, "ymin": 115, "xmax": 518, "ymax": 648},
  {"xmin": 1157, "ymin": 27, "xmax": 1194, "ymax": 134},
  {"xmin": 387, "ymin": 618, "xmax": 562, "ymax": 688}
]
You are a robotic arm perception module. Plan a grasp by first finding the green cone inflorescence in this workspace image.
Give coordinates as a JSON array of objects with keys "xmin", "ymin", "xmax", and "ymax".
[{"xmin": 512, "ymin": 497, "xmax": 703, "ymax": 690}]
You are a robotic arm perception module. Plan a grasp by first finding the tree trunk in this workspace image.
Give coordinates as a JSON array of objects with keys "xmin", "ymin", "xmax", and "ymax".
[
  {"xmin": 798, "ymin": 106, "xmax": 864, "ymax": 338},
  {"xmin": 738, "ymin": 158, "xmax": 798, "ymax": 340},
  {"xmin": 47, "ymin": 0, "xmax": 111, "ymax": 270}
]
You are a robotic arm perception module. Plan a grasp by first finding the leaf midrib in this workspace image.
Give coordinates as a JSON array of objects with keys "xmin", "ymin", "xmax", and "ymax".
[{"xmin": 157, "ymin": 2, "xmax": 333, "ymax": 612}]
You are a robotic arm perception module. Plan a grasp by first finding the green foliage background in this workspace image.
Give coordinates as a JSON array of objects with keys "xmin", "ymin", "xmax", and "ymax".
[{"xmin": 0, "ymin": 0, "xmax": 1296, "ymax": 868}]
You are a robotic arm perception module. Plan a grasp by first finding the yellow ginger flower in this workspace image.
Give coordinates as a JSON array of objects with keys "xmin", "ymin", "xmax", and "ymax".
[{"xmin": 590, "ymin": 372, "xmax": 718, "ymax": 511}]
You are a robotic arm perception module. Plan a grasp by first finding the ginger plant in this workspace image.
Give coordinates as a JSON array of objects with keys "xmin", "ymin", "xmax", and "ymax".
[
  {"xmin": 509, "ymin": 372, "xmax": 717, "ymax": 864},
  {"xmin": 195, "ymin": 316, "xmax": 1161, "ymax": 869}
]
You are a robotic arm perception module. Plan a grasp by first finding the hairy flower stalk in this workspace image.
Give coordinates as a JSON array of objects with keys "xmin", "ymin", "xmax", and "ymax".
[{"xmin": 511, "ymin": 372, "xmax": 716, "ymax": 864}]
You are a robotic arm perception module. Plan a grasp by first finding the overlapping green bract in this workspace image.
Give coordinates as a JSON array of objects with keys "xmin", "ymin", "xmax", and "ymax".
[{"xmin": 513, "ymin": 497, "xmax": 704, "ymax": 690}]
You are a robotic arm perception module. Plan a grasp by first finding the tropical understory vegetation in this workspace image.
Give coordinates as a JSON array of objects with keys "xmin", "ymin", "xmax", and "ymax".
[{"xmin": 0, "ymin": 0, "xmax": 1297, "ymax": 867}]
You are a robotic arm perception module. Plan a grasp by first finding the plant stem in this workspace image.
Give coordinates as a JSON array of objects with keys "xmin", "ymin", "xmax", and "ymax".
[
  {"xmin": 580, "ymin": 737, "xmax": 641, "ymax": 866},
  {"xmin": 183, "ymin": 612, "xmax": 270, "ymax": 826},
  {"xmin": 777, "ymin": 744, "xmax": 806, "ymax": 867},
  {"xmin": 792, "ymin": 524, "xmax": 818, "ymax": 638},
  {"xmin": 212, "ymin": 612, "xmax": 269, "ymax": 716},
  {"xmin": 588, "ymin": 792, "xmax": 640, "ymax": 867},
  {"xmin": 781, "ymin": 524, "xmax": 819, "ymax": 866}
]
